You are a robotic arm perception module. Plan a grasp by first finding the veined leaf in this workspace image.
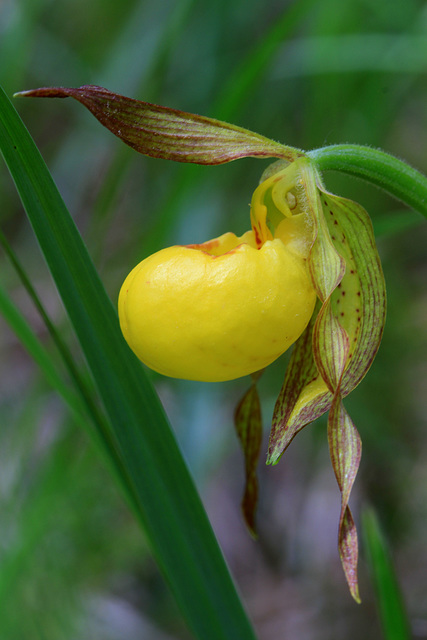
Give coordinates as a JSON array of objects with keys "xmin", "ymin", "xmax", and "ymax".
[{"xmin": 15, "ymin": 85, "xmax": 303, "ymax": 165}]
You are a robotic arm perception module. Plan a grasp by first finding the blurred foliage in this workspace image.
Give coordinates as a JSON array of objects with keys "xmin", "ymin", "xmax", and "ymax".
[{"xmin": 1, "ymin": 0, "xmax": 427, "ymax": 638}]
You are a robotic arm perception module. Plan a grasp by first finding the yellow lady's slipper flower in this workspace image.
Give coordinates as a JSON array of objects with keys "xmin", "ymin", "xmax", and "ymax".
[
  {"xmin": 118, "ymin": 163, "xmax": 316, "ymax": 382},
  {"xmin": 18, "ymin": 84, "xmax": 389, "ymax": 602}
]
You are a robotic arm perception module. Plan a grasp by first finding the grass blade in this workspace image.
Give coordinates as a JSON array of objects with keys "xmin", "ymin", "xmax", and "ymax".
[
  {"xmin": 0, "ymin": 281, "xmax": 82, "ymax": 415},
  {"xmin": 362, "ymin": 508, "xmax": 411, "ymax": 640},
  {"xmin": 0, "ymin": 85, "xmax": 257, "ymax": 640},
  {"xmin": 0, "ymin": 227, "xmax": 105, "ymax": 425}
]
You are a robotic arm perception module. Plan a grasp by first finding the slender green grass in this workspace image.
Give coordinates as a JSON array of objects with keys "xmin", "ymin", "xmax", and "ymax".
[
  {"xmin": 0, "ymin": 86, "xmax": 257, "ymax": 640},
  {"xmin": 0, "ymin": 228, "xmax": 105, "ymax": 426},
  {"xmin": 362, "ymin": 509, "xmax": 411, "ymax": 640},
  {"xmin": 0, "ymin": 281, "xmax": 83, "ymax": 417}
]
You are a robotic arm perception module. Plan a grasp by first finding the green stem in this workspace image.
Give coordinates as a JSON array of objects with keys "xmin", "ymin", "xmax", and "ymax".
[{"xmin": 308, "ymin": 144, "xmax": 427, "ymax": 219}]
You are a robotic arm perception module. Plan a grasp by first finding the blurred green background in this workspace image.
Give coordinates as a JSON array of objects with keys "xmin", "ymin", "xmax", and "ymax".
[{"xmin": 1, "ymin": 0, "xmax": 427, "ymax": 638}]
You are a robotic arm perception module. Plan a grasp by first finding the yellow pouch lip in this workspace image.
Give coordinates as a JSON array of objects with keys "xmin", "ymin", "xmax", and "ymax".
[
  {"xmin": 118, "ymin": 233, "xmax": 316, "ymax": 382},
  {"xmin": 118, "ymin": 161, "xmax": 319, "ymax": 382}
]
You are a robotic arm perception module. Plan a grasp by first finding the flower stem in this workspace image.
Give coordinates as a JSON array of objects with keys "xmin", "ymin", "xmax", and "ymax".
[{"xmin": 308, "ymin": 144, "xmax": 427, "ymax": 220}]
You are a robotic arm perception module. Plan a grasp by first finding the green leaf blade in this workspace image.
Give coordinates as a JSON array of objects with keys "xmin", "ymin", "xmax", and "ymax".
[
  {"xmin": 362, "ymin": 509, "xmax": 412, "ymax": 640},
  {"xmin": 0, "ymin": 86, "xmax": 257, "ymax": 640}
]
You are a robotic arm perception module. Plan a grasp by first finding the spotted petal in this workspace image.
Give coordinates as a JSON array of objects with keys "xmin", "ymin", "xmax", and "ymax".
[
  {"xmin": 267, "ymin": 161, "xmax": 386, "ymax": 600},
  {"xmin": 320, "ymin": 187, "xmax": 386, "ymax": 397},
  {"xmin": 268, "ymin": 169, "xmax": 385, "ymax": 462}
]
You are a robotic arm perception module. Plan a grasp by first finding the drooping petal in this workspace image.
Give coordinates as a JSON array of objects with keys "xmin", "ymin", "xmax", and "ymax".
[
  {"xmin": 234, "ymin": 377, "xmax": 263, "ymax": 536},
  {"xmin": 313, "ymin": 303, "xmax": 349, "ymax": 392},
  {"xmin": 15, "ymin": 85, "xmax": 304, "ymax": 165},
  {"xmin": 268, "ymin": 160, "xmax": 345, "ymax": 464},
  {"xmin": 268, "ymin": 167, "xmax": 386, "ymax": 465},
  {"xmin": 268, "ymin": 161, "xmax": 385, "ymax": 599},
  {"xmin": 328, "ymin": 396, "xmax": 362, "ymax": 603},
  {"xmin": 267, "ymin": 304, "xmax": 326, "ymax": 458},
  {"xmin": 311, "ymin": 286, "xmax": 362, "ymax": 600},
  {"xmin": 311, "ymin": 256, "xmax": 362, "ymax": 599}
]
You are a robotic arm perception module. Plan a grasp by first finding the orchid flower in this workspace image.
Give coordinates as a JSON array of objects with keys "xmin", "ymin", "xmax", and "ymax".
[{"xmin": 16, "ymin": 85, "xmax": 391, "ymax": 601}]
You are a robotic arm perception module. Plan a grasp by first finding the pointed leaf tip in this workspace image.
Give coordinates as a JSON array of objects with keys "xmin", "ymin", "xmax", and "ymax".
[{"xmin": 15, "ymin": 85, "xmax": 304, "ymax": 165}]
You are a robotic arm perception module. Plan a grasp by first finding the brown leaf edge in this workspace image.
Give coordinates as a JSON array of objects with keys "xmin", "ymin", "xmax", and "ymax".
[{"xmin": 15, "ymin": 85, "xmax": 305, "ymax": 165}]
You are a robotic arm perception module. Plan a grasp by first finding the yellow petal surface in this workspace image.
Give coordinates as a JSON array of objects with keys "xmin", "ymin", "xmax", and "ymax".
[{"xmin": 118, "ymin": 231, "xmax": 316, "ymax": 381}]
